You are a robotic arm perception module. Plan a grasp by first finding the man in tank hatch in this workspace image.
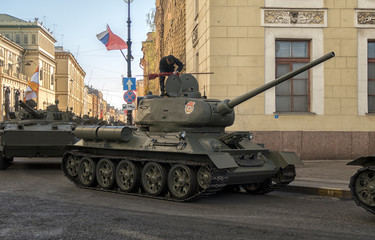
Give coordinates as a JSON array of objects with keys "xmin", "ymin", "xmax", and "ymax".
[{"xmin": 159, "ymin": 55, "xmax": 184, "ymax": 96}]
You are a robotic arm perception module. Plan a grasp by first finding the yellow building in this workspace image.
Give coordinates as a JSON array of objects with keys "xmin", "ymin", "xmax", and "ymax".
[
  {"xmin": 141, "ymin": 32, "xmax": 159, "ymax": 95},
  {"xmin": 0, "ymin": 14, "xmax": 56, "ymax": 110},
  {"xmin": 85, "ymin": 89, "xmax": 94, "ymax": 117},
  {"xmin": 0, "ymin": 34, "xmax": 29, "ymax": 120},
  {"xmin": 55, "ymin": 46, "xmax": 85, "ymax": 116},
  {"xmin": 151, "ymin": 0, "xmax": 375, "ymax": 159}
]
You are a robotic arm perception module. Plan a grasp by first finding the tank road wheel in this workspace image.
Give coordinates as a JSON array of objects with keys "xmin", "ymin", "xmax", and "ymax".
[
  {"xmin": 243, "ymin": 179, "xmax": 272, "ymax": 195},
  {"xmin": 168, "ymin": 164, "xmax": 198, "ymax": 200},
  {"xmin": 142, "ymin": 162, "xmax": 167, "ymax": 196},
  {"xmin": 197, "ymin": 166, "xmax": 211, "ymax": 190},
  {"xmin": 96, "ymin": 158, "xmax": 116, "ymax": 189},
  {"xmin": 78, "ymin": 157, "xmax": 96, "ymax": 187},
  {"xmin": 116, "ymin": 160, "xmax": 141, "ymax": 193},
  {"xmin": 64, "ymin": 154, "xmax": 80, "ymax": 177},
  {"xmin": 352, "ymin": 169, "xmax": 375, "ymax": 208}
]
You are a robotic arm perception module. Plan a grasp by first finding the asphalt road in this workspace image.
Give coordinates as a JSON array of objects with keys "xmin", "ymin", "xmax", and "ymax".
[{"xmin": 1, "ymin": 158, "xmax": 375, "ymax": 240}]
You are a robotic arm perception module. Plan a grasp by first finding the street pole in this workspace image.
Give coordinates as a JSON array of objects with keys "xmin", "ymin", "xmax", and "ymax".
[{"xmin": 125, "ymin": 0, "xmax": 133, "ymax": 125}]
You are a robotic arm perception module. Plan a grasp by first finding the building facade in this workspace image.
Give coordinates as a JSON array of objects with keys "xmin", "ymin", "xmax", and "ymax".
[
  {"xmin": 84, "ymin": 87, "xmax": 94, "ymax": 117},
  {"xmin": 0, "ymin": 34, "xmax": 28, "ymax": 120},
  {"xmin": 140, "ymin": 32, "xmax": 158, "ymax": 95},
  {"xmin": 55, "ymin": 46, "xmax": 85, "ymax": 116},
  {"xmin": 0, "ymin": 14, "xmax": 57, "ymax": 110},
  {"xmin": 149, "ymin": 0, "xmax": 375, "ymax": 159},
  {"xmin": 0, "ymin": 14, "xmax": 120, "ymax": 122}
]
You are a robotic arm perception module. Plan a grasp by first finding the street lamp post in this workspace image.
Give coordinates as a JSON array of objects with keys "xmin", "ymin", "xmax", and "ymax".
[{"xmin": 124, "ymin": 0, "xmax": 133, "ymax": 125}]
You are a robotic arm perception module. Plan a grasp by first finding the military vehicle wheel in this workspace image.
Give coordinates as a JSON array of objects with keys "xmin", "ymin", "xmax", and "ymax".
[
  {"xmin": 64, "ymin": 154, "xmax": 79, "ymax": 177},
  {"xmin": 168, "ymin": 164, "xmax": 198, "ymax": 200},
  {"xmin": 116, "ymin": 159, "xmax": 140, "ymax": 192},
  {"xmin": 352, "ymin": 169, "xmax": 375, "ymax": 207},
  {"xmin": 96, "ymin": 158, "xmax": 115, "ymax": 189},
  {"xmin": 197, "ymin": 166, "xmax": 211, "ymax": 190},
  {"xmin": 78, "ymin": 157, "xmax": 96, "ymax": 187},
  {"xmin": 142, "ymin": 162, "xmax": 167, "ymax": 196},
  {"xmin": 243, "ymin": 179, "xmax": 272, "ymax": 195}
]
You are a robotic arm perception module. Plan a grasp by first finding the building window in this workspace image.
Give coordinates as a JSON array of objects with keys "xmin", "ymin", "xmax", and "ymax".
[
  {"xmin": 24, "ymin": 34, "xmax": 28, "ymax": 44},
  {"xmin": 368, "ymin": 41, "xmax": 375, "ymax": 112},
  {"xmin": 31, "ymin": 34, "xmax": 36, "ymax": 45},
  {"xmin": 15, "ymin": 34, "xmax": 20, "ymax": 44},
  {"xmin": 40, "ymin": 69, "xmax": 44, "ymax": 80},
  {"xmin": 275, "ymin": 40, "xmax": 310, "ymax": 112}
]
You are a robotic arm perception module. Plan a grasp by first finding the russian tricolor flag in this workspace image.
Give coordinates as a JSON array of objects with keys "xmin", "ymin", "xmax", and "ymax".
[{"xmin": 96, "ymin": 25, "xmax": 128, "ymax": 51}]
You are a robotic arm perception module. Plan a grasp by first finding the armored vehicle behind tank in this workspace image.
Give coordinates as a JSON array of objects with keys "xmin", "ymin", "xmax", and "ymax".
[
  {"xmin": 347, "ymin": 156, "xmax": 375, "ymax": 214},
  {"xmin": 0, "ymin": 100, "xmax": 78, "ymax": 170},
  {"xmin": 62, "ymin": 52, "xmax": 335, "ymax": 201}
]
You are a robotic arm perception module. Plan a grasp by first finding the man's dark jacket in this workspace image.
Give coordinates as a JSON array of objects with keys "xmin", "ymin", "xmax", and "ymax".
[{"xmin": 159, "ymin": 55, "xmax": 183, "ymax": 73}]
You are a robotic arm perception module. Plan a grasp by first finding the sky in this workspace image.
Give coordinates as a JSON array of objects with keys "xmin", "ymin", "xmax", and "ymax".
[{"xmin": 1, "ymin": 0, "xmax": 156, "ymax": 109}]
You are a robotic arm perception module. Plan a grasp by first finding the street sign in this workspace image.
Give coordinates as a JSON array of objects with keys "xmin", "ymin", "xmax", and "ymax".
[
  {"xmin": 123, "ymin": 90, "xmax": 136, "ymax": 104},
  {"xmin": 122, "ymin": 77, "xmax": 136, "ymax": 91},
  {"xmin": 122, "ymin": 103, "xmax": 136, "ymax": 110}
]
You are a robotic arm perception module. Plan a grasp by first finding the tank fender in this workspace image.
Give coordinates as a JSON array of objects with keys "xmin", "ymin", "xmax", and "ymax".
[
  {"xmin": 347, "ymin": 155, "xmax": 375, "ymax": 167},
  {"xmin": 266, "ymin": 151, "xmax": 302, "ymax": 168},
  {"xmin": 208, "ymin": 152, "xmax": 238, "ymax": 169}
]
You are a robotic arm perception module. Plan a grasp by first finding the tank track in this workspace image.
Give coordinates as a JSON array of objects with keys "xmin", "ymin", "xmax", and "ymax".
[
  {"xmin": 239, "ymin": 165, "xmax": 296, "ymax": 195},
  {"xmin": 271, "ymin": 164, "xmax": 297, "ymax": 189},
  {"xmin": 349, "ymin": 167, "xmax": 375, "ymax": 215},
  {"xmin": 62, "ymin": 150, "xmax": 228, "ymax": 202}
]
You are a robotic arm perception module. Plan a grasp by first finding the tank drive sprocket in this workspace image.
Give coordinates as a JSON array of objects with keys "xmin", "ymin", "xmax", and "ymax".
[{"xmin": 349, "ymin": 167, "xmax": 375, "ymax": 214}]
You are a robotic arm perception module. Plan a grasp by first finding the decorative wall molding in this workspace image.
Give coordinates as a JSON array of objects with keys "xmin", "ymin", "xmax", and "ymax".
[
  {"xmin": 355, "ymin": 10, "xmax": 375, "ymax": 28},
  {"xmin": 261, "ymin": 8, "xmax": 327, "ymax": 28}
]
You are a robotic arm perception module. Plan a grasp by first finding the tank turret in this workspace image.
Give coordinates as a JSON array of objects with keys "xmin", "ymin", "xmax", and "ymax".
[
  {"xmin": 135, "ymin": 52, "xmax": 335, "ymax": 132},
  {"xmin": 18, "ymin": 100, "xmax": 44, "ymax": 119}
]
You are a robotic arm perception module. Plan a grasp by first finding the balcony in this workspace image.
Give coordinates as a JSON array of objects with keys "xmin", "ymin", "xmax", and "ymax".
[{"xmin": 0, "ymin": 66, "xmax": 29, "ymax": 82}]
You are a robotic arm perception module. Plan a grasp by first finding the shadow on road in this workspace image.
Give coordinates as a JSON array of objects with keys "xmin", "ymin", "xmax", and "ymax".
[{"xmin": 7, "ymin": 158, "xmax": 62, "ymax": 171}]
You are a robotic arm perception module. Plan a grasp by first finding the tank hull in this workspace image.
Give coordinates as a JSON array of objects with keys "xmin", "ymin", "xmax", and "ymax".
[
  {"xmin": 62, "ymin": 127, "xmax": 301, "ymax": 201},
  {"xmin": 0, "ymin": 122, "xmax": 77, "ymax": 170}
]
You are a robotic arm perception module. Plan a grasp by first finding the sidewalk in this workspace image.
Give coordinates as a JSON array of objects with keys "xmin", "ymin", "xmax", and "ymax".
[{"xmin": 281, "ymin": 160, "xmax": 362, "ymax": 199}]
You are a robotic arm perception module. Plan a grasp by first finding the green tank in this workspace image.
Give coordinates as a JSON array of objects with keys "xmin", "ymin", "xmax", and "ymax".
[
  {"xmin": 62, "ymin": 52, "xmax": 335, "ymax": 201},
  {"xmin": 348, "ymin": 156, "xmax": 375, "ymax": 214},
  {"xmin": 0, "ymin": 100, "xmax": 78, "ymax": 170}
]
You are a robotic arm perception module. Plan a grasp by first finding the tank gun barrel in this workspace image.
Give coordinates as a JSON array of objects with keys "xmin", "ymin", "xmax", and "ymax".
[
  {"xmin": 18, "ymin": 100, "xmax": 43, "ymax": 119},
  {"xmin": 217, "ymin": 51, "xmax": 335, "ymax": 113}
]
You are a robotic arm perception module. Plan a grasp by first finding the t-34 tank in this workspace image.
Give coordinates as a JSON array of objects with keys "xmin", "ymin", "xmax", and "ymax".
[
  {"xmin": 62, "ymin": 52, "xmax": 335, "ymax": 201},
  {"xmin": 347, "ymin": 156, "xmax": 375, "ymax": 214},
  {"xmin": 0, "ymin": 100, "xmax": 78, "ymax": 170}
]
